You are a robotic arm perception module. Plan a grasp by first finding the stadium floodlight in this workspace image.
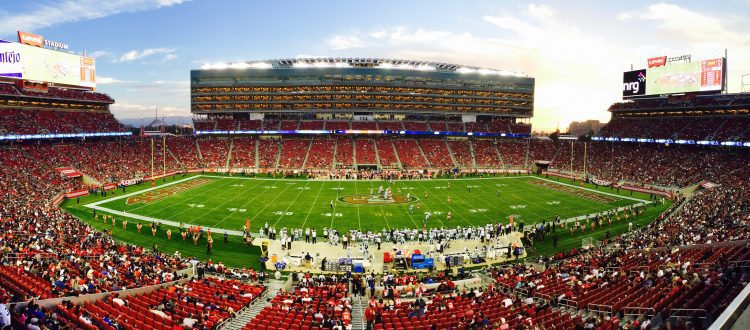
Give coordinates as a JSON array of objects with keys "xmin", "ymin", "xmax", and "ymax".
[
  {"xmin": 415, "ymin": 64, "xmax": 435, "ymax": 71},
  {"xmin": 457, "ymin": 67, "xmax": 477, "ymax": 74},
  {"xmin": 380, "ymin": 62, "xmax": 394, "ymax": 69},
  {"xmin": 248, "ymin": 62, "xmax": 272, "ymax": 69}
]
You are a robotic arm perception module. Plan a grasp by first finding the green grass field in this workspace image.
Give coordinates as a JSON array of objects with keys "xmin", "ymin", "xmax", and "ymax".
[
  {"xmin": 86, "ymin": 174, "xmax": 646, "ymax": 233},
  {"xmin": 62, "ymin": 173, "xmax": 670, "ymax": 269}
]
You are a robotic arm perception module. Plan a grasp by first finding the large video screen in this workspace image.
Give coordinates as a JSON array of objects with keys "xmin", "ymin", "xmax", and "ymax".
[
  {"xmin": 0, "ymin": 40, "xmax": 23, "ymax": 78},
  {"xmin": 0, "ymin": 39, "xmax": 95, "ymax": 87},
  {"xmin": 623, "ymin": 58, "xmax": 723, "ymax": 98}
]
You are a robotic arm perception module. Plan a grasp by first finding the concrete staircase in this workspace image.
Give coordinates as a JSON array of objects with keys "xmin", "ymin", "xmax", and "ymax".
[
  {"xmin": 331, "ymin": 140, "xmax": 338, "ymax": 169},
  {"xmin": 493, "ymin": 141, "xmax": 506, "ymax": 168},
  {"xmin": 300, "ymin": 139, "xmax": 313, "ymax": 169},
  {"xmin": 195, "ymin": 139, "xmax": 203, "ymax": 162},
  {"xmin": 352, "ymin": 139, "xmax": 358, "ymax": 168},
  {"xmin": 444, "ymin": 140, "xmax": 459, "ymax": 168},
  {"xmin": 350, "ymin": 295, "xmax": 367, "ymax": 330},
  {"xmin": 225, "ymin": 139, "xmax": 234, "ymax": 168},
  {"xmin": 415, "ymin": 140, "xmax": 432, "ymax": 167},
  {"xmin": 221, "ymin": 279, "xmax": 285, "ymax": 330},
  {"xmin": 273, "ymin": 140, "xmax": 282, "ymax": 168},
  {"xmin": 468, "ymin": 141, "xmax": 478, "ymax": 168},
  {"xmin": 391, "ymin": 141, "xmax": 404, "ymax": 170},
  {"xmin": 372, "ymin": 139, "xmax": 382, "ymax": 168},
  {"xmin": 254, "ymin": 139, "xmax": 259, "ymax": 168}
]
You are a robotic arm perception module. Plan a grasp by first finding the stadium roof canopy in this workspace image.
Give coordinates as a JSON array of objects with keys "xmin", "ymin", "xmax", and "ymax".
[{"xmin": 200, "ymin": 57, "xmax": 528, "ymax": 78}]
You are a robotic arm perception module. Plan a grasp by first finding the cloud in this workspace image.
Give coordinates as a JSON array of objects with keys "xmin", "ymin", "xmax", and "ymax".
[
  {"xmin": 319, "ymin": 3, "xmax": 750, "ymax": 132},
  {"xmin": 321, "ymin": 5, "xmax": 627, "ymax": 131},
  {"xmin": 0, "ymin": 0, "xmax": 191, "ymax": 35},
  {"xmin": 326, "ymin": 35, "xmax": 367, "ymax": 50},
  {"xmin": 117, "ymin": 48, "xmax": 176, "ymax": 62},
  {"xmin": 617, "ymin": 3, "xmax": 749, "ymax": 44},
  {"xmin": 88, "ymin": 50, "xmax": 112, "ymax": 58},
  {"xmin": 96, "ymin": 76, "xmax": 137, "ymax": 85},
  {"xmin": 123, "ymin": 80, "xmax": 189, "ymax": 96}
]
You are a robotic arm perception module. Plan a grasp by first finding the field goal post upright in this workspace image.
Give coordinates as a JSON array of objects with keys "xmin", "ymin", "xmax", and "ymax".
[{"xmin": 151, "ymin": 138, "xmax": 155, "ymax": 187}]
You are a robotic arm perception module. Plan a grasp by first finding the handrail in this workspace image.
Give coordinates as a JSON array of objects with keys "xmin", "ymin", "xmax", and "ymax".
[
  {"xmin": 588, "ymin": 303, "xmax": 614, "ymax": 315},
  {"xmin": 670, "ymin": 308, "xmax": 707, "ymax": 319},
  {"xmin": 624, "ymin": 306, "xmax": 656, "ymax": 316},
  {"xmin": 708, "ymin": 282, "xmax": 750, "ymax": 330}
]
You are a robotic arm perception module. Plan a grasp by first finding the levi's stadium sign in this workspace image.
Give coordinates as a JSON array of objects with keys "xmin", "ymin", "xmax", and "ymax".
[
  {"xmin": 17, "ymin": 31, "xmax": 69, "ymax": 50},
  {"xmin": 647, "ymin": 56, "xmax": 667, "ymax": 68}
]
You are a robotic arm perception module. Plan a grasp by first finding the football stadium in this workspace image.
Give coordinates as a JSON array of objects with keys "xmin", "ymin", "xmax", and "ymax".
[{"xmin": 1, "ymin": 3, "xmax": 750, "ymax": 330}]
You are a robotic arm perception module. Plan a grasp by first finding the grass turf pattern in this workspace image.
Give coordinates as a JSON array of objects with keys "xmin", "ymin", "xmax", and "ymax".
[
  {"xmin": 92, "ymin": 174, "xmax": 647, "ymax": 233},
  {"xmin": 62, "ymin": 173, "xmax": 671, "ymax": 269}
]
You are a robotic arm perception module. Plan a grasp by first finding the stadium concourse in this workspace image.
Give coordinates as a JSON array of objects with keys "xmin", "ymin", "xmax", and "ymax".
[{"xmin": 0, "ymin": 87, "xmax": 749, "ymax": 329}]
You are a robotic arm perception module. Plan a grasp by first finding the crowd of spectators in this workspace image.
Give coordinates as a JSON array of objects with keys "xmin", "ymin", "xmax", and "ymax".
[
  {"xmin": 245, "ymin": 274, "xmax": 352, "ymax": 329},
  {"xmin": 597, "ymin": 116, "xmax": 750, "ymax": 141},
  {"xmin": 0, "ymin": 83, "xmax": 114, "ymax": 103},
  {"xmin": 0, "ymin": 108, "xmax": 123, "ymax": 135},
  {"xmin": 189, "ymin": 118, "xmax": 531, "ymax": 135}
]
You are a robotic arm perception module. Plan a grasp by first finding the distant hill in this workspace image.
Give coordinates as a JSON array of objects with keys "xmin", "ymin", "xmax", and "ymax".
[{"xmin": 117, "ymin": 116, "xmax": 193, "ymax": 127}]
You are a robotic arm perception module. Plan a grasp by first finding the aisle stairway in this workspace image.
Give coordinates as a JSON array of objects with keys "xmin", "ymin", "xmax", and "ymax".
[
  {"xmin": 350, "ymin": 295, "xmax": 367, "ymax": 330},
  {"xmin": 221, "ymin": 279, "xmax": 285, "ymax": 330}
]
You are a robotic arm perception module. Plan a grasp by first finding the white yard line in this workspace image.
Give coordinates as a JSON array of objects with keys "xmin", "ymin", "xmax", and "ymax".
[
  {"xmin": 249, "ymin": 180, "xmax": 299, "ymax": 224},
  {"xmin": 354, "ymin": 181, "xmax": 362, "ymax": 232},
  {"xmin": 86, "ymin": 205, "xmax": 245, "ymax": 236},
  {"xmin": 211, "ymin": 179, "xmax": 268, "ymax": 228},
  {"xmin": 144, "ymin": 178, "xmax": 241, "ymax": 220},
  {"xmin": 300, "ymin": 181, "xmax": 327, "ymax": 230},
  {"xmin": 272, "ymin": 181, "xmax": 313, "ymax": 228}
]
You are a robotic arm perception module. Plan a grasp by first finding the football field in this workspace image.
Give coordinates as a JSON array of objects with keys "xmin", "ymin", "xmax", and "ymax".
[{"xmin": 85, "ymin": 174, "xmax": 648, "ymax": 234}]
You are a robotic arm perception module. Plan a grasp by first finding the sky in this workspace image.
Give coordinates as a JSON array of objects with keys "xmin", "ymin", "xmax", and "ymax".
[{"xmin": 1, "ymin": 0, "xmax": 749, "ymax": 132}]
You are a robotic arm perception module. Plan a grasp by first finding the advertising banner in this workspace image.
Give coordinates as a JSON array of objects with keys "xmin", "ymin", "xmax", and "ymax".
[
  {"xmin": 17, "ymin": 31, "xmax": 43, "ymax": 47},
  {"xmin": 0, "ymin": 40, "xmax": 23, "ymax": 78},
  {"xmin": 647, "ymin": 56, "xmax": 667, "ymax": 68},
  {"xmin": 622, "ymin": 69, "xmax": 647, "ymax": 98}
]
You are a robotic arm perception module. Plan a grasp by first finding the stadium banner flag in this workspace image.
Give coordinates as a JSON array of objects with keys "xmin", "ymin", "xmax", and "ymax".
[
  {"xmin": 591, "ymin": 178, "xmax": 612, "ymax": 186},
  {"xmin": 119, "ymin": 178, "xmax": 141, "ymax": 187},
  {"xmin": 55, "ymin": 167, "xmax": 82, "ymax": 178},
  {"xmin": 700, "ymin": 181, "xmax": 720, "ymax": 190}
]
